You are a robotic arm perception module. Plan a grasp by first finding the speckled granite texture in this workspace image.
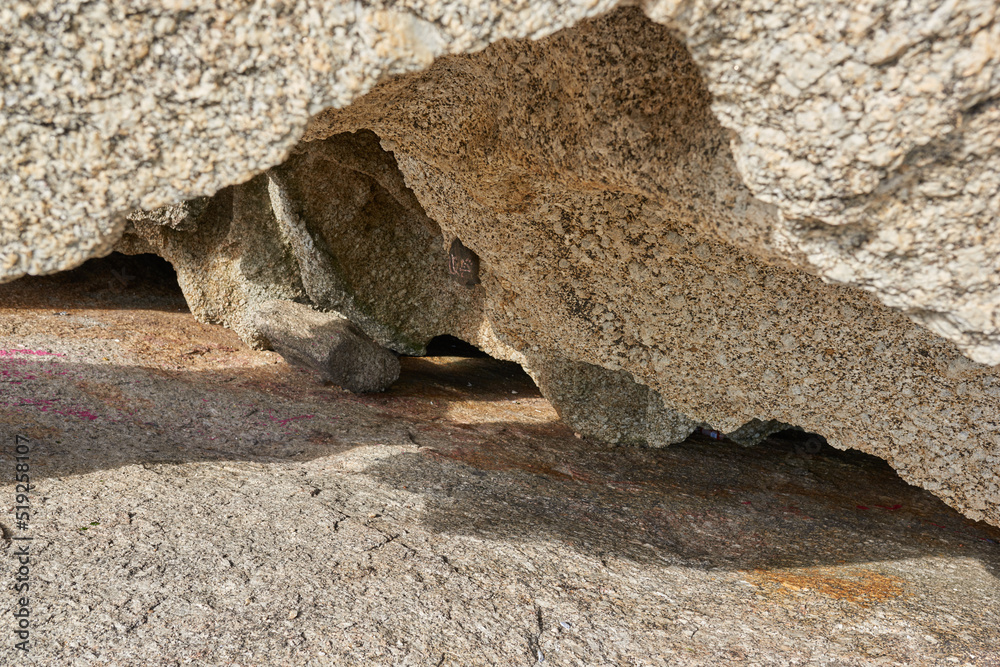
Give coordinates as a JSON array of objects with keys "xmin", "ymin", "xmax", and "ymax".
[
  {"xmin": 0, "ymin": 0, "xmax": 618, "ymax": 279},
  {"xmin": 3, "ymin": 3, "xmax": 1000, "ymax": 527},
  {"xmin": 2, "ymin": 0, "xmax": 998, "ymax": 363},
  {"xmin": 112, "ymin": 9, "xmax": 1000, "ymax": 530},
  {"xmin": 650, "ymin": 0, "xmax": 1000, "ymax": 364}
]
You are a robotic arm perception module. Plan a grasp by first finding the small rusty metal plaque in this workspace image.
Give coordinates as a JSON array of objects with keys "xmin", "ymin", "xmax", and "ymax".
[{"xmin": 448, "ymin": 238, "xmax": 480, "ymax": 286}]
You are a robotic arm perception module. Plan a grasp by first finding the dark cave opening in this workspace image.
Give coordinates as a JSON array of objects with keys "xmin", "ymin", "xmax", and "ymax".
[
  {"xmin": 0, "ymin": 251, "xmax": 185, "ymax": 312},
  {"xmin": 423, "ymin": 334, "xmax": 489, "ymax": 358}
]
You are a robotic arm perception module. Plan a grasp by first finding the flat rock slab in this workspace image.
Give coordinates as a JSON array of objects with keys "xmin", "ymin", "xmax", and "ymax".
[
  {"xmin": 250, "ymin": 299, "xmax": 400, "ymax": 393},
  {"xmin": 0, "ymin": 255, "xmax": 999, "ymax": 665}
]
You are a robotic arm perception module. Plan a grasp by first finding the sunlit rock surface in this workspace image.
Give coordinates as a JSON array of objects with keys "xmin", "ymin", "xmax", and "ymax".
[{"xmin": 2, "ymin": 3, "xmax": 999, "ymax": 526}]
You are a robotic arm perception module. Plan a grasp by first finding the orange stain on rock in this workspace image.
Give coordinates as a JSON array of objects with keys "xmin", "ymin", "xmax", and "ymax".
[{"xmin": 745, "ymin": 567, "xmax": 907, "ymax": 606}]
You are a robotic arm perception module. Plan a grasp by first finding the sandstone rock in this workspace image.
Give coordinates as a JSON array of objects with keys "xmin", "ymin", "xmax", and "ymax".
[{"xmin": 250, "ymin": 299, "xmax": 400, "ymax": 393}]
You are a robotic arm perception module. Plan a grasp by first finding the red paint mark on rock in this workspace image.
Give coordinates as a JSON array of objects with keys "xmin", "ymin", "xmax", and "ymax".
[{"xmin": 15, "ymin": 397, "xmax": 99, "ymax": 421}]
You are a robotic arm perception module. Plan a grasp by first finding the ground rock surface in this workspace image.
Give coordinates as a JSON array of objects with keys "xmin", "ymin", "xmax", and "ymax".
[{"xmin": 2, "ymin": 261, "xmax": 1000, "ymax": 665}]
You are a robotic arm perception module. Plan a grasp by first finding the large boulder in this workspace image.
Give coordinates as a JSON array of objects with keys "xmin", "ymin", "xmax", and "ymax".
[
  {"xmin": 3, "ymin": 3, "xmax": 1000, "ymax": 526},
  {"xmin": 300, "ymin": 9, "xmax": 1000, "ymax": 525}
]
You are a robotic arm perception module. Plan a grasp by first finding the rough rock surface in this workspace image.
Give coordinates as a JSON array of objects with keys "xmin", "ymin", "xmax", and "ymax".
[
  {"xmin": 528, "ymin": 353, "xmax": 792, "ymax": 448},
  {"xmin": 650, "ymin": 0, "xmax": 1000, "ymax": 364},
  {"xmin": 0, "ymin": 0, "xmax": 619, "ymax": 280},
  {"xmin": 116, "ymin": 130, "xmax": 490, "ymax": 356},
  {"xmin": 528, "ymin": 353, "xmax": 702, "ymax": 448},
  {"xmin": 3, "ymin": 261, "xmax": 1000, "ymax": 665},
  {"xmin": 302, "ymin": 9, "xmax": 1000, "ymax": 527},
  {"xmin": 3, "ymin": 1, "xmax": 1000, "ymax": 530},
  {"xmin": 250, "ymin": 299, "xmax": 400, "ymax": 393},
  {"xmin": 2, "ymin": 0, "xmax": 998, "ymax": 366}
]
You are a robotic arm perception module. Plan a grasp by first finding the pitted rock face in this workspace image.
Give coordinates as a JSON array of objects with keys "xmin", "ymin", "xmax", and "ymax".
[
  {"xmin": 4, "ymin": 1, "xmax": 1000, "ymax": 529},
  {"xmin": 303, "ymin": 9, "xmax": 1000, "ymax": 527},
  {"xmin": 0, "ymin": 0, "xmax": 620, "ymax": 281},
  {"xmin": 646, "ymin": 0, "xmax": 1000, "ymax": 364},
  {"xmin": 118, "ymin": 130, "xmax": 487, "ymax": 356}
]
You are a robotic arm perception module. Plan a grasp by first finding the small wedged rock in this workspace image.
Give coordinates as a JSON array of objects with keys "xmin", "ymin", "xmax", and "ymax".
[
  {"xmin": 527, "ymin": 352, "xmax": 699, "ymax": 447},
  {"xmin": 126, "ymin": 198, "xmax": 210, "ymax": 232},
  {"xmin": 250, "ymin": 299, "xmax": 400, "ymax": 393}
]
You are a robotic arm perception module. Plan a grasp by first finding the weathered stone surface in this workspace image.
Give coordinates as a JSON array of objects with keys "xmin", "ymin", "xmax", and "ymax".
[
  {"xmin": 116, "ymin": 179, "xmax": 310, "ymax": 347},
  {"xmin": 3, "ymin": 1, "xmax": 1000, "ymax": 530},
  {"xmin": 3, "ymin": 265, "xmax": 1000, "ymax": 664},
  {"xmin": 117, "ymin": 130, "xmax": 488, "ymax": 356},
  {"xmin": 649, "ymin": 0, "xmax": 1000, "ymax": 364},
  {"xmin": 126, "ymin": 197, "xmax": 209, "ymax": 232},
  {"xmin": 4, "ymin": 0, "xmax": 999, "ymax": 366},
  {"xmin": 527, "ymin": 352, "xmax": 700, "ymax": 448},
  {"xmin": 303, "ymin": 9, "xmax": 1000, "ymax": 526},
  {"xmin": 447, "ymin": 238, "xmax": 480, "ymax": 287},
  {"xmin": 250, "ymin": 299, "xmax": 400, "ymax": 392},
  {"xmin": 0, "ymin": 0, "xmax": 618, "ymax": 281}
]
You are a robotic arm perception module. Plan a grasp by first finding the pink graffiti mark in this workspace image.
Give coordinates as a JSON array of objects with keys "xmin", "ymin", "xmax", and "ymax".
[
  {"xmin": 1, "ymin": 351, "xmax": 70, "ymax": 384},
  {"xmin": 0, "ymin": 349, "xmax": 65, "ymax": 357},
  {"xmin": 16, "ymin": 397, "xmax": 98, "ymax": 421},
  {"xmin": 0, "ymin": 369, "xmax": 37, "ymax": 383},
  {"xmin": 268, "ymin": 414, "xmax": 314, "ymax": 427}
]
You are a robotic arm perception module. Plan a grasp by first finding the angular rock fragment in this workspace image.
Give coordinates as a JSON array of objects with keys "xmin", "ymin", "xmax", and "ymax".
[
  {"xmin": 250, "ymin": 300, "xmax": 400, "ymax": 393},
  {"xmin": 528, "ymin": 352, "xmax": 699, "ymax": 447},
  {"xmin": 126, "ymin": 198, "xmax": 210, "ymax": 232}
]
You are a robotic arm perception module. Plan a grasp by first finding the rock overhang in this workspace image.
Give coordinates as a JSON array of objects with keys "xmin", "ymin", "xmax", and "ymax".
[{"xmin": 3, "ymin": 2, "xmax": 1000, "ymax": 526}]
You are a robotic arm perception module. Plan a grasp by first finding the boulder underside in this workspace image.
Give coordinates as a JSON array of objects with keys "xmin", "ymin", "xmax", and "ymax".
[{"xmin": 3, "ymin": 5, "xmax": 999, "ymax": 525}]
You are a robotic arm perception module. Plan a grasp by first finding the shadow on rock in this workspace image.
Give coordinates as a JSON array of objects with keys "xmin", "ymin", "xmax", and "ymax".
[{"xmin": 360, "ymin": 429, "xmax": 1000, "ymax": 576}]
